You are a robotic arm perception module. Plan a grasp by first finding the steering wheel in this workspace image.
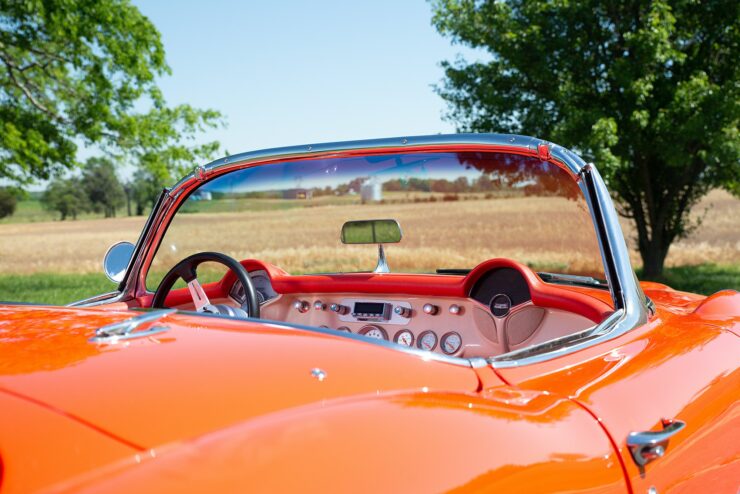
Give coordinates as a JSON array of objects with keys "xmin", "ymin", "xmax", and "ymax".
[{"xmin": 151, "ymin": 252, "xmax": 260, "ymax": 319}]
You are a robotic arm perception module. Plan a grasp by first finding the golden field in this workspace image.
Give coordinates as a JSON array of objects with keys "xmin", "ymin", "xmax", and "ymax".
[{"xmin": 0, "ymin": 190, "xmax": 738, "ymax": 279}]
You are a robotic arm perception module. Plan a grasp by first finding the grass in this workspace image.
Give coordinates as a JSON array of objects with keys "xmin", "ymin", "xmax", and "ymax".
[
  {"xmin": 1, "ymin": 263, "xmax": 736, "ymax": 307},
  {"xmin": 638, "ymin": 263, "xmax": 740, "ymax": 295},
  {"xmin": 0, "ymin": 273, "xmax": 118, "ymax": 305}
]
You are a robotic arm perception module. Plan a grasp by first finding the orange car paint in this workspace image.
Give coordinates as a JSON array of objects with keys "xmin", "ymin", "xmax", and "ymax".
[
  {"xmin": 0, "ymin": 305, "xmax": 481, "ymax": 446},
  {"xmin": 50, "ymin": 391, "xmax": 627, "ymax": 494},
  {"xmin": 0, "ymin": 390, "xmax": 139, "ymax": 494},
  {"xmin": 498, "ymin": 288, "xmax": 740, "ymax": 493}
]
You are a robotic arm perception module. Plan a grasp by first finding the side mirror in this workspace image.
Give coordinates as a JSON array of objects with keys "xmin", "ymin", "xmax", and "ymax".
[
  {"xmin": 103, "ymin": 241, "xmax": 135, "ymax": 283},
  {"xmin": 341, "ymin": 219, "xmax": 402, "ymax": 245}
]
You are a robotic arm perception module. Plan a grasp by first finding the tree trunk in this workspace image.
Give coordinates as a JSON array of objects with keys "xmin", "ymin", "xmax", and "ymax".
[{"xmin": 638, "ymin": 234, "xmax": 670, "ymax": 280}]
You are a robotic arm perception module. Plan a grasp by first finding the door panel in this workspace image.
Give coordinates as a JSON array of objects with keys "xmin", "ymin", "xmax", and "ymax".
[{"xmin": 497, "ymin": 317, "xmax": 740, "ymax": 493}]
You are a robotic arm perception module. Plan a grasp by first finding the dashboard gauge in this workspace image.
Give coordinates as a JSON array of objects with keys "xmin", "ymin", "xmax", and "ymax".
[
  {"xmin": 336, "ymin": 326, "xmax": 351, "ymax": 333},
  {"xmin": 440, "ymin": 332, "xmax": 463, "ymax": 355},
  {"xmin": 393, "ymin": 329, "xmax": 414, "ymax": 347},
  {"xmin": 360, "ymin": 325, "xmax": 388, "ymax": 340},
  {"xmin": 417, "ymin": 331, "xmax": 438, "ymax": 351}
]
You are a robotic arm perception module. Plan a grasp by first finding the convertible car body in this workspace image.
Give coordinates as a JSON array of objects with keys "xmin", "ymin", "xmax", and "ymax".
[{"xmin": 0, "ymin": 134, "xmax": 738, "ymax": 493}]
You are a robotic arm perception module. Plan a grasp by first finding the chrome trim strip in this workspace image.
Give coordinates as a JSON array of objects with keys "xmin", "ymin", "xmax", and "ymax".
[
  {"xmin": 89, "ymin": 309, "xmax": 176, "ymax": 343},
  {"xmin": 67, "ymin": 291, "xmax": 123, "ymax": 308}
]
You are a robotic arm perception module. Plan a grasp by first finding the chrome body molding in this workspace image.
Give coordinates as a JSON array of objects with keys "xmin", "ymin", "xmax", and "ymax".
[
  {"xmin": 89, "ymin": 309, "xmax": 176, "ymax": 344},
  {"xmin": 67, "ymin": 291, "xmax": 124, "ymax": 308},
  {"xmin": 77, "ymin": 133, "xmax": 649, "ymax": 368}
]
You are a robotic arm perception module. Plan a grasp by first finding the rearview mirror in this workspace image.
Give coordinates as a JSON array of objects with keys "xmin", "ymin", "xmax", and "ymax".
[
  {"xmin": 341, "ymin": 219, "xmax": 402, "ymax": 244},
  {"xmin": 103, "ymin": 241, "xmax": 135, "ymax": 283}
]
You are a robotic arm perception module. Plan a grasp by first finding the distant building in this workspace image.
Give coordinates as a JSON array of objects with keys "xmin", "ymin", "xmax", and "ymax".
[
  {"xmin": 190, "ymin": 190, "xmax": 212, "ymax": 201},
  {"xmin": 282, "ymin": 188, "xmax": 312, "ymax": 200},
  {"xmin": 361, "ymin": 183, "xmax": 382, "ymax": 203}
]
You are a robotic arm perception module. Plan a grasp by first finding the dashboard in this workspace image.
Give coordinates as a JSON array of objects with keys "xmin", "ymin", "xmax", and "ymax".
[{"xmin": 218, "ymin": 260, "xmax": 611, "ymax": 359}]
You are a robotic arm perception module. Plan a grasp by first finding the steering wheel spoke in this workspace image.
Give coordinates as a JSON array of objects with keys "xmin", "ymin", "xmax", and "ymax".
[{"xmin": 187, "ymin": 278, "xmax": 211, "ymax": 312}]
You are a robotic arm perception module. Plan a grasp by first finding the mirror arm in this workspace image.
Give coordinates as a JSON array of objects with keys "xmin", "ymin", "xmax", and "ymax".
[{"xmin": 374, "ymin": 244, "xmax": 390, "ymax": 274}]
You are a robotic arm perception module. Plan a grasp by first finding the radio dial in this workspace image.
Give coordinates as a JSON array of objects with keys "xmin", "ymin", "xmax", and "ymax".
[
  {"xmin": 293, "ymin": 300, "xmax": 309, "ymax": 313},
  {"xmin": 393, "ymin": 305, "xmax": 412, "ymax": 318},
  {"xmin": 330, "ymin": 303, "xmax": 349, "ymax": 315}
]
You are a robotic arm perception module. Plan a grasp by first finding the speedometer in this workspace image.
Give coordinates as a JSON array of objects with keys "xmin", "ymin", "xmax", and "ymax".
[{"xmin": 360, "ymin": 325, "xmax": 388, "ymax": 340}]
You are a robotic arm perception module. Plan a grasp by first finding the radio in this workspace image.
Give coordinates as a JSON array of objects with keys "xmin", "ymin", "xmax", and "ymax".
[
  {"xmin": 351, "ymin": 302, "xmax": 392, "ymax": 322},
  {"xmin": 334, "ymin": 298, "xmax": 413, "ymax": 325}
]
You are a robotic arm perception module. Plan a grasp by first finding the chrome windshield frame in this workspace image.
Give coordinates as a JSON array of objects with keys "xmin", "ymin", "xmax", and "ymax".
[{"xmin": 86, "ymin": 133, "xmax": 649, "ymax": 366}]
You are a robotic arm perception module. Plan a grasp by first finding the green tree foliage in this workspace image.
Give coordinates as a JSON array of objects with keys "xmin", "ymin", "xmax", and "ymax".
[
  {"xmin": 431, "ymin": 0, "xmax": 740, "ymax": 277},
  {"xmin": 82, "ymin": 157, "xmax": 125, "ymax": 218},
  {"xmin": 0, "ymin": 186, "xmax": 16, "ymax": 218},
  {"xmin": 41, "ymin": 177, "xmax": 90, "ymax": 220},
  {"xmin": 0, "ymin": 0, "xmax": 223, "ymax": 186},
  {"xmin": 130, "ymin": 168, "xmax": 165, "ymax": 215}
]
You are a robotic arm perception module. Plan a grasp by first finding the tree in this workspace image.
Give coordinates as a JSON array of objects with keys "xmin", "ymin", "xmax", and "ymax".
[
  {"xmin": 130, "ymin": 168, "xmax": 165, "ymax": 216},
  {"xmin": 0, "ymin": 187, "xmax": 16, "ymax": 218},
  {"xmin": 82, "ymin": 157, "xmax": 125, "ymax": 218},
  {"xmin": 0, "ymin": 1, "xmax": 223, "ymax": 187},
  {"xmin": 41, "ymin": 178, "xmax": 90, "ymax": 220},
  {"xmin": 431, "ymin": 0, "xmax": 740, "ymax": 278}
]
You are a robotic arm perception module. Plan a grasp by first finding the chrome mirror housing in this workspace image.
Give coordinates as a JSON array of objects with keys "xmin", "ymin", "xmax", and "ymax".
[{"xmin": 103, "ymin": 241, "xmax": 135, "ymax": 283}]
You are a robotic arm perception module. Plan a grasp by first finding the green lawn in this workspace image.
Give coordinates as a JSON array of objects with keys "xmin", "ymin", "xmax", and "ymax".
[
  {"xmin": 1, "ymin": 264, "xmax": 737, "ymax": 306},
  {"xmin": 0, "ymin": 273, "xmax": 118, "ymax": 305}
]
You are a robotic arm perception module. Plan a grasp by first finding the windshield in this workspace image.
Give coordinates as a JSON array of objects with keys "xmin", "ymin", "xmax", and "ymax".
[{"xmin": 147, "ymin": 151, "xmax": 605, "ymax": 288}]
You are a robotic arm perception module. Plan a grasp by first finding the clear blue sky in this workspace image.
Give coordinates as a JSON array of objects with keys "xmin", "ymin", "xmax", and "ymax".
[{"xmin": 133, "ymin": 0, "xmax": 482, "ymax": 156}]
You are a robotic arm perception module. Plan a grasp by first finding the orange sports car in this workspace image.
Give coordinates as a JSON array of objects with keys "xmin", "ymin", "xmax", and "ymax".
[{"xmin": 1, "ymin": 134, "xmax": 738, "ymax": 493}]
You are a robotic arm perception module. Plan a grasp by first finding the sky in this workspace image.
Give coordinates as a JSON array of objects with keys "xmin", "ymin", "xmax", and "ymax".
[{"xmin": 132, "ymin": 0, "xmax": 483, "ymax": 157}]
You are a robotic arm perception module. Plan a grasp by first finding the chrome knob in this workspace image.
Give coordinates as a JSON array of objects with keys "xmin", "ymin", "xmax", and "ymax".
[
  {"xmin": 313, "ymin": 300, "xmax": 325, "ymax": 311},
  {"xmin": 394, "ymin": 305, "xmax": 411, "ymax": 318},
  {"xmin": 293, "ymin": 300, "xmax": 309, "ymax": 313},
  {"xmin": 423, "ymin": 303, "xmax": 438, "ymax": 315},
  {"xmin": 330, "ymin": 303, "xmax": 349, "ymax": 315},
  {"xmin": 449, "ymin": 304, "xmax": 462, "ymax": 315}
]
